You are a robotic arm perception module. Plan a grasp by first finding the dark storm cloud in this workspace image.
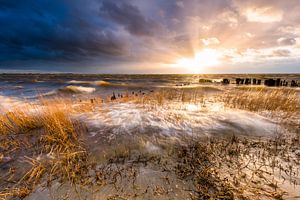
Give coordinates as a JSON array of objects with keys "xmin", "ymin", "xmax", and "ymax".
[
  {"xmin": 99, "ymin": 1, "xmax": 161, "ymax": 36},
  {"xmin": 0, "ymin": 0, "xmax": 128, "ymax": 65}
]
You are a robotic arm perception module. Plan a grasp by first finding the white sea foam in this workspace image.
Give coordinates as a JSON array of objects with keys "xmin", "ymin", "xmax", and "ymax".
[
  {"xmin": 79, "ymin": 102, "xmax": 283, "ymax": 139},
  {"xmin": 0, "ymin": 95, "xmax": 24, "ymax": 111}
]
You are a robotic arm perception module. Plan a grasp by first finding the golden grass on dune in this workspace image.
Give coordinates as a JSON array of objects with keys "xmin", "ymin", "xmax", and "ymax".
[
  {"xmin": 0, "ymin": 187, "xmax": 31, "ymax": 199},
  {"xmin": 0, "ymin": 108, "xmax": 41, "ymax": 135},
  {"xmin": 40, "ymin": 104, "xmax": 89, "ymax": 183},
  {"xmin": 0, "ymin": 97, "xmax": 91, "ymax": 198},
  {"xmin": 221, "ymin": 87, "xmax": 300, "ymax": 115},
  {"xmin": 133, "ymin": 88, "xmax": 206, "ymax": 106},
  {"xmin": 147, "ymin": 87, "xmax": 300, "ymax": 114},
  {"xmin": 40, "ymin": 105, "xmax": 81, "ymax": 151},
  {"xmin": 138, "ymin": 87, "xmax": 299, "ymax": 115}
]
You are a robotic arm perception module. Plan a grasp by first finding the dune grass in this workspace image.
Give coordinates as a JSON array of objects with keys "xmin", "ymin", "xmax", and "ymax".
[
  {"xmin": 221, "ymin": 87, "xmax": 299, "ymax": 113},
  {"xmin": 0, "ymin": 98, "xmax": 91, "ymax": 198},
  {"xmin": 132, "ymin": 88, "xmax": 207, "ymax": 107},
  {"xmin": 0, "ymin": 109, "xmax": 41, "ymax": 135},
  {"xmin": 134, "ymin": 87, "xmax": 300, "ymax": 119}
]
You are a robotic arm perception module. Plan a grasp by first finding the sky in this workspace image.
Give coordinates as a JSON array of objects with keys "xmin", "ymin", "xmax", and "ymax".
[{"xmin": 0, "ymin": 0, "xmax": 300, "ymax": 73}]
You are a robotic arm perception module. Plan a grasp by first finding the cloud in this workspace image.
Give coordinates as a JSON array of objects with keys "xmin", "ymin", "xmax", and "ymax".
[
  {"xmin": 243, "ymin": 6, "xmax": 283, "ymax": 23},
  {"xmin": 202, "ymin": 38, "xmax": 220, "ymax": 46},
  {"xmin": 277, "ymin": 37, "xmax": 296, "ymax": 46},
  {"xmin": 176, "ymin": 1, "xmax": 184, "ymax": 8},
  {"xmin": 272, "ymin": 49, "xmax": 291, "ymax": 57},
  {"xmin": 99, "ymin": 1, "xmax": 161, "ymax": 36}
]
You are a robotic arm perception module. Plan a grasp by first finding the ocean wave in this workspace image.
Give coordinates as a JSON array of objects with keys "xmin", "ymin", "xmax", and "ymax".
[
  {"xmin": 67, "ymin": 80, "xmax": 91, "ymax": 84},
  {"xmin": 93, "ymin": 80, "xmax": 111, "ymax": 86},
  {"xmin": 68, "ymin": 80, "xmax": 111, "ymax": 86},
  {"xmin": 67, "ymin": 80, "xmax": 129, "ymax": 87},
  {"xmin": 27, "ymin": 85, "xmax": 97, "ymax": 98},
  {"xmin": 31, "ymin": 79, "xmax": 45, "ymax": 83},
  {"xmin": 59, "ymin": 85, "xmax": 96, "ymax": 94}
]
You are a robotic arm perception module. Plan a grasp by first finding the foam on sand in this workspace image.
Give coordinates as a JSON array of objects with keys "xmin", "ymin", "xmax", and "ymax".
[{"xmin": 79, "ymin": 102, "xmax": 283, "ymax": 139}]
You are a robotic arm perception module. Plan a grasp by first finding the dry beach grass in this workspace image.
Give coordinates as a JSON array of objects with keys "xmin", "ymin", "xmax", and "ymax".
[
  {"xmin": 0, "ymin": 100, "xmax": 91, "ymax": 199},
  {"xmin": 221, "ymin": 87, "xmax": 299, "ymax": 114}
]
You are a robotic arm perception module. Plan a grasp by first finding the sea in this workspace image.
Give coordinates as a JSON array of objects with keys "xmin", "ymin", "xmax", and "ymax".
[{"xmin": 0, "ymin": 73, "xmax": 299, "ymax": 99}]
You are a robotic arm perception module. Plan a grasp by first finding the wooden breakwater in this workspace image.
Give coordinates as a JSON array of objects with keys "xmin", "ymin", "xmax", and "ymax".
[{"xmin": 219, "ymin": 78, "xmax": 299, "ymax": 87}]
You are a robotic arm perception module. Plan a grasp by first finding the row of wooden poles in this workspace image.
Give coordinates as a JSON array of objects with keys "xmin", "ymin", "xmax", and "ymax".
[{"xmin": 221, "ymin": 78, "xmax": 299, "ymax": 87}]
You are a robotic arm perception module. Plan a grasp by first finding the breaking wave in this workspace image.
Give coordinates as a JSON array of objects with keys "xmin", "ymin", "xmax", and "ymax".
[
  {"xmin": 68, "ymin": 80, "xmax": 111, "ymax": 86},
  {"xmin": 68, "ymin": 80, "xmax": 92, "ymax": 84},
  {"xmin": 93, "ymin": 80, "xmax": 111, "ymax": 86},
  {"xmin": 67, "ymin": 80, "xmax": 130, "ymax": 87},
  {"xmin": 59, "ymin": 85, "xmax": 96, "ymax": 94}
]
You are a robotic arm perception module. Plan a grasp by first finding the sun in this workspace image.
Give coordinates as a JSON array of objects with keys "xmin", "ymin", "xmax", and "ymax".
[{"xmin": 176, "ymin": 49, "xmax": 220, "ymax": 73}]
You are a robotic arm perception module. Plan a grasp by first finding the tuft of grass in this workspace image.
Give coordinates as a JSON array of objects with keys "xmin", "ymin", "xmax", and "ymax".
[
  {"xmin": 38, "ymin": 104, "xmax": 89, "ymax": 184},
  {"xmin": 0, "ymin": 187, "xmax": 31, "ymax": 199},
  {"xmin": 22, "ymin": 156, "xmax": 46, "ymax": 185},
  {"xmin": 40, "ymin": 106, "xmax": 81, "ymax": 152},
  {"xmin": 0, "ymin": 108, "xmax": 42, "ymax": 135},
  {"xmin": 134, "ymin": 88, "xmax": 206, "ymax": 107},
  {"xmin": 0, "ymin": 97, "xmax": 90, "ymax": 198}
]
